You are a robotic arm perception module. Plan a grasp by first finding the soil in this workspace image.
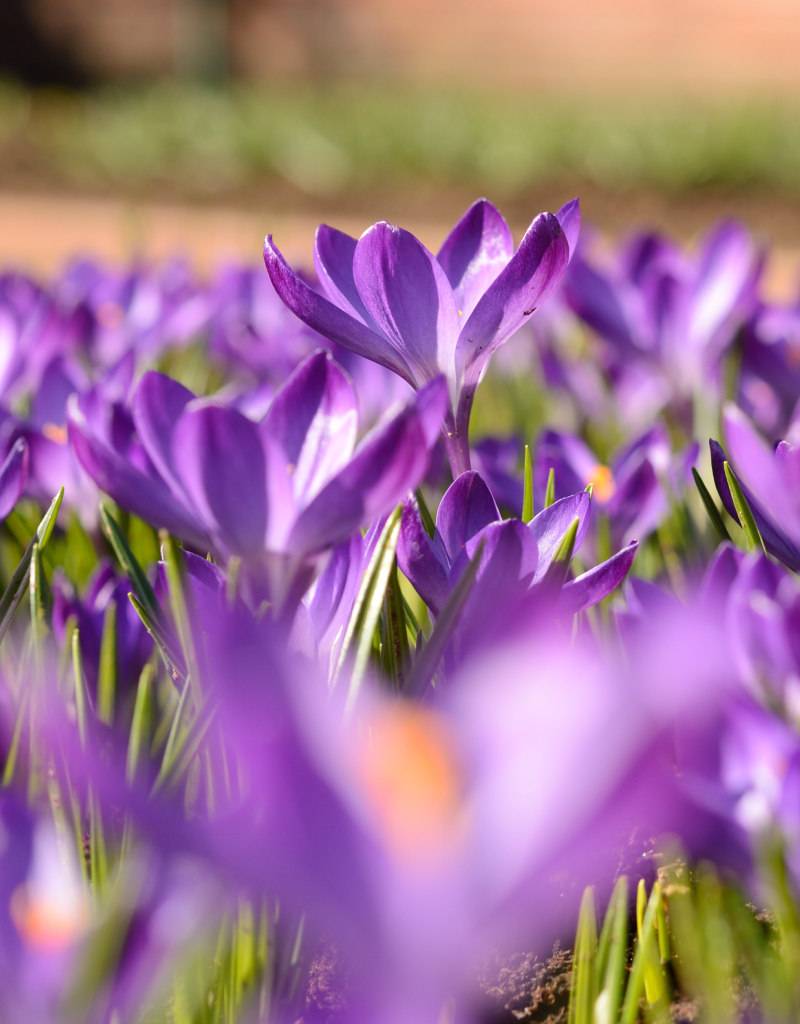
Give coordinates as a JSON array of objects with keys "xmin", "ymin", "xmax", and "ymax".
[{"xmin": 478, "ymin": 948, "xmax": 572, "ymax": 1024}]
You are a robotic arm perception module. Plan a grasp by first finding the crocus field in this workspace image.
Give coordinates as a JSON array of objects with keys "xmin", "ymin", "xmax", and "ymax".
[{"xmin": 1, "ymin": 196, "xmax": 800, "ymax": 1023}]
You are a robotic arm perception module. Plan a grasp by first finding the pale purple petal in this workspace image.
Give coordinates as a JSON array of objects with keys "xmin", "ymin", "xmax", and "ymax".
[
  {"xmin": 132, "ymin": 371, "xmax": 195, "ymax": 494},
  {"xmin": 563, "ymin": 257, "xmax": 637, "ymax": 352},
  {"xmin": 436, "ymin": 199, "xmax": 514, "ymax": 320},
  {"xmin": 353, "ymin": 222, "xmax": 460, "ymax": 388},
  {"xmin": 529, "ymin": 492, "xmax": 591, "ymax": 581},
  {"xmin": 67, "ymin": 396, "xmax": 209, "ymax": 547},
  {"xmin": 264, "ymin": 235, "xmax": 415, "ymax": 385},
  {"xmin": 172, "ymin": 404, "xmax": 267, "ymax": 556},
  {"xmin": 560, "ymin": 541, "xmax": 639, "ymax": 614},
  {"xmin": 261, "ymin": 350, "xmax": 358, "ymax": 504},
  {"xmin": 724, "ymin": 404, "xmax": 800, "ymax": 540},
  {"xmin": 289, "ymin": 377, "xmax": 448, "ymax": 556},
  {"xmin": 689, "ymin": 221, "xmax": 759, "ymax": 347},
  {"xmin": 457, "ymin": 213, "xmax": 569, "ymax": 388},
  {"xmin": 397, "ymin": 500, "xmax": 450, "ymax": 614},
  {"xmin": 313, "ymin": 224, "xmax": 373, "ymax": 324},
  {"xmin": 435, "ymin": 470, "xmax": 500, "ymax": 563},
  {"xmin": 556, "ymin": 198, "xmax": 581, "ymax": 259},
  {"xmin": 710, "ymin": 439, "xmax": 800, "ymax": 572}
]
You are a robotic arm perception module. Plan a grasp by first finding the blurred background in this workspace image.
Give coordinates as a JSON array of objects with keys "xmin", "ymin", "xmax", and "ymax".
[{"xmin": 3, "ymin": 0, "xmax": 800, "ymax": 283}]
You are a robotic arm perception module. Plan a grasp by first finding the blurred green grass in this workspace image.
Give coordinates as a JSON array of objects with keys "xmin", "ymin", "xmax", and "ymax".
[{"xmin": 3, "ymin": 80, "xmax": 800, "ymax": 200}]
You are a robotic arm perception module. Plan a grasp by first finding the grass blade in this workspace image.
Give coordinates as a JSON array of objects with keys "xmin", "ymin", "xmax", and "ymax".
[
  {"xmin": 723, "ymin": 461, "xmax": 766, "ymax": 553},
  {"xmin": 692, "ymin": 467, "xmax": 732, "ymax": 542},
  {"xmin": 522, "ymin": 443, "xmax": 534, "ymax": 522}
]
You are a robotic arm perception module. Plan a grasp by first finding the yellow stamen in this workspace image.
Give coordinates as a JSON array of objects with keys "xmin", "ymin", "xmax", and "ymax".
[
  {"xmin": 42, "ymin": 423, "xmax": 68, "ymax": 445},
  {"xmin": 587, "ymin": 463, "xmax": 616, "ymax": 503},
  {"xmin": 359, "ymin": 704, "xmax": 463, "ymax": 858},
  {"xmin": 10, "ymin": 886, "xmax": 88, "ymax": 952}
]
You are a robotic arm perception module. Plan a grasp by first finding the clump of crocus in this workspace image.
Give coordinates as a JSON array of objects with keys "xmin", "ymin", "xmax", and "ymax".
[
  {"xmin": 69, "ymin": 350, "xmax": 446, "ymax": 611},
  {"xmin": 264, "ymin": 199, "xmax": 579, "ymax": 475}
]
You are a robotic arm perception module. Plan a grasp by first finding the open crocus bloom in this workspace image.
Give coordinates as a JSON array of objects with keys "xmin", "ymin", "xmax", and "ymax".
[
  {"xmin": 69, "ymin": 350, "xmax": 447, "ymax": 610},
  {"xmin": 397, "ymin": 471, "xmax": 638, "ymax": 674},
  {"xmin": 535, "ymin": 425, "xmax": 698, "ymax": 546},
  {"xmin": 264, "ymin": 198, "xmax": 579, "ymax": 474}
]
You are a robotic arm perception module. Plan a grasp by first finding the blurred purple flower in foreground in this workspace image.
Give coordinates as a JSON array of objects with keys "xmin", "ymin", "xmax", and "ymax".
[{"xmin": 264, "ymin": 199, "xmax": 578, "ymax": 474}]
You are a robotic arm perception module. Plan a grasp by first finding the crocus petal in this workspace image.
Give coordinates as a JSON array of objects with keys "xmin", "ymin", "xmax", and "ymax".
[
  {"xmin": 397, "ymin": 500, "xmax": 450, "ymax": 614},
  {"xmin": 556, "ymin": 198, "xmax": 581, "ymax": 259},
  {"xmin": 0, "ymin": 438, "xmax": 27, "ymax": 518},
  {"xmin": 132, "ymin": 371, "xmax": 195, "ymax": 495},
  {"xmin": 535, "ymin": 430, "xmax": 597, "ymax": 506},
  {"xmin": 264, "ymin": 235, "xmax": 415, "ymax": 386},
  {"xmin": 314, "ymin": 224, "xmax": 373, "ymax": 324},
  {"xmin": 261, "ymin": 350, "xmax": 358, "ymax": 505},
  {"xmin": 307, "ymin": 534, "xmax": 364, "ymax": 644},
  {"xmin": 710, "ymin": 439, "xmax": 800, "ymax": 572},
  {"xmin": 435, "ymin": 470, "xmax": 500, "ymax": 564},
  {"xmin": 68, "ymin": 396, "xmax": 209, "ymax": 547},
  {"xmin": 529, "ymin": 492, "xmax": 591, "ymax": 581},
  {"xmin": 560, "ymin": 541, "xmax": 639, "ymax": 614},
  {"xmin": 172, "ymin": 404, "xmax": 268, "ymax": 556},
  {"xmin": 289, "ymin": 376, "xmax": 448, "ymax": 556},
  {"xmin": 724, "ymin": 404, "xmax": 800, "ymax": 539},
  {"xmin": 563, "ymin": 257, "xmax": 637, "ymax": 352},
  {"xmin": 353, "ymin": 222, "xmax": 461, "ymax": 389},
  {"xmin": 457, "ymin": 213, "xmax": 569, "ymax": 388},
  {"xmin": 436, "ymin": 199, "xmax": 514, "ymax": 321},
  {"xmin": 689, "ymin": 221, "xmax": 759, "ymax": 347}
]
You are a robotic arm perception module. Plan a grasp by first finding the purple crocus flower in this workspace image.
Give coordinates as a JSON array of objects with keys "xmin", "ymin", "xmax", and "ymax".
[
  {"xmin": 52, "ymin": 561, "xmax": 152, "ymax": 706},
  {"xmin": 737, "ymin": 299, "xmax": 800, "ymax": 435},
  {"xmin": 711, "ymin": 404, "xmax": 800, "ymax": 571},
  {"xmin": 264, "ymin": 199, "xmax": 579, "ymax": 475},
  {"xmin": 565, "ymin": 221, "xmax": 761, "ymax": 420},
  {"xmin": 69, "ymin": 350, "xmax": 447, "ymax": 610},
  {"xmin": 536, "ymin": 425, "xmax": 697, "ymax": 545},
  {"xmin": 398, "ymin": 470, "xmax": 637, "ymax": 673}
]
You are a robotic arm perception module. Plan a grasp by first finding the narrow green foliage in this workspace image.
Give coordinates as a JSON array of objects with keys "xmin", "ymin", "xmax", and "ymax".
[
  {"xmin": 71, "ymin": 628, "xmax": 89, "ymax": 748},
  {"xmin": 522, "ymin": 444, "xmax": 534, "ymax": 522},
  {"xmin": 128, "ymin": 592, "xmax": 184, "ymax": 679},
  {"xmin": 543, "ymin": 516, "xmax": 580, "ymax": 588},
  {"xmin": 89, "ymin": 791, "xmax": 109, "ymax": 895},
  {"xmin": 692, "ymin": 467, "xmax": 732, "ymax": 542},
  {"xmin": 723, "ymin": 461, "xmax": 766, "ymax": 553},
  {"xmin": 127, "ymin": 662, "xmax": 155, "ymax": 782},
  {"xmin": 161, "ymin": 531, "xmax": 202, "ymax": 693},
  {"xmin": 622, "ymin": 881, "xmax": 669, "ymax": 1023},
  {"xmin": 414, "ymin": 488, "xmax": 436, "ymax": 538},
  {"xmin": 381, "ymin": 559, "xmax": 410, "ymax": 688},
  {"xmin": 28, "ymin": 540, "xmax": 49, "ymax": 634},
  {"xmin": 334, "ymin": 506, "xmax": 403, "ymax": 703},
  {"xmin": 1, "ymin": 689, "xmax": 28, "ymax": 786},
  {"xmin": 154, "ymin": 676, "xmax": 193, "ymax": 791},
  {"xmin": 595, "ymin": 876, "xmax": 628, "ymax": 1023},
  {"xmin": 226, "ymin": 555, "xmax": 243, "ymax": 605},
  {"xmin": 97, "ymin": 601, "xmax": 118, "ymax": 726},
  {"xmin": 0, "ymin": 487, "xmax": 63, "ymax": 642},
  {"xmin": 568, "ymin": 886, "xmax": 598, "ymax": 1024},
  {"xmin": 544, "ymin": 466, "xmax": 556, "ymax": 508},
  {"xmin": 100, "ymin": 503, "xmax": 159, "ymax": 619}
]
